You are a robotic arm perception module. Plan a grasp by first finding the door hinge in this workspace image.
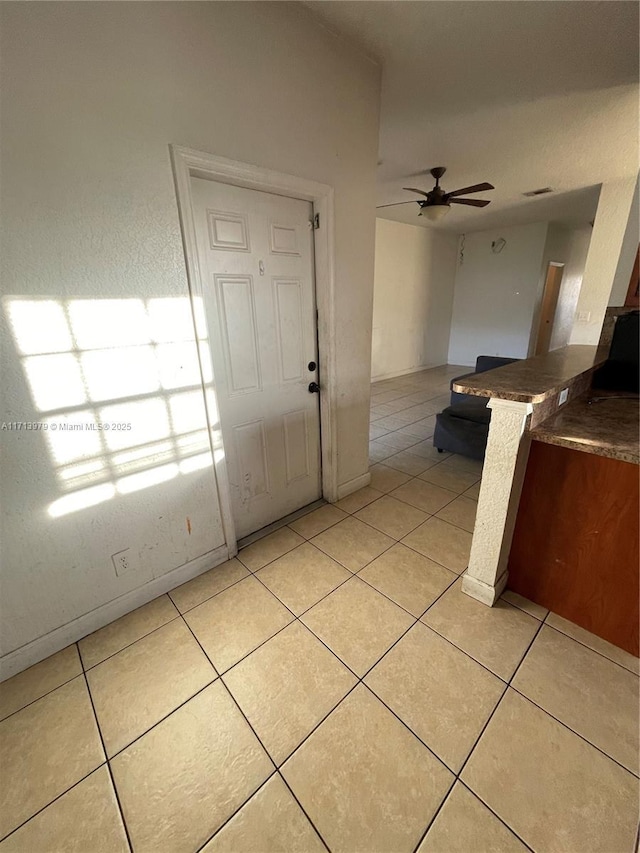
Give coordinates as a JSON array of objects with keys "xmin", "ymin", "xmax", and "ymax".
[{"xmin": 312, "ymin": 213, "xmax": 320, "ymax": 230}]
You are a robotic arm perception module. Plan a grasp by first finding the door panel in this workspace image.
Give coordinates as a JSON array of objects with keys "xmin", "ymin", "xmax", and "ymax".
[
  {"xmin": 270, "ymin": 223, "xmax": 300, "ymax": 255},
  {"xmin": 216, "ymin": 275, "xmax": 262, "ymax": 394},
  {"xmin": 191, "ymin": 178, "xmax": 321, "ymax": 537},
  {"xmin": 234, "ymin": 419, "xmax": 270, "ymax": 500},
  {"xmin": 207, "ymin": 210, "xmax": 251, "ymax": 252},
  {"xmin": 283, "ymin": 409, "xmax": 311, "ymax": 483},
  {"xmin": 274, "ymin": 279, "xmax": 305, "ymax": 383}
]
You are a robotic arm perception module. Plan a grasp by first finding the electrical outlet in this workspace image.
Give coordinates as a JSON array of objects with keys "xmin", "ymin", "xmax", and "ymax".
[
  {"xmin": 558, "ymin": 387, "xmax": 569, "ymax": 406},
  {"xmin": 112, "ymin": 548, "xmax": 137, "ymax": 577},
  {"xmin": 577, "ymin": 310, "xmax": 591, "ymax": 324}
]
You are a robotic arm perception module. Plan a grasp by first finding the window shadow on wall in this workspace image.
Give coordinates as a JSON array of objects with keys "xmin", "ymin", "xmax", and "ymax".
[{"xmin": 4, "ymin": 295, "xmax": 218, "ymax": 517}]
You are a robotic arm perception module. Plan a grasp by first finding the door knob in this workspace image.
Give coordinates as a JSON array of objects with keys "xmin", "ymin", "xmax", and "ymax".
[{"xmin": 308, "ymin": 382, "xmax": 320, "ymax": 394}]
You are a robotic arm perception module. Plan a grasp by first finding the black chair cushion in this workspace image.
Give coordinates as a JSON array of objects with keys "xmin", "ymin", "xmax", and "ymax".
[
  {"xmin": 443, "ymin": 401, "xmax": 491, "ymax": 425},
  {"xmin": 593, "ymin": 311, "xmax": 639, "ymax": 393}
]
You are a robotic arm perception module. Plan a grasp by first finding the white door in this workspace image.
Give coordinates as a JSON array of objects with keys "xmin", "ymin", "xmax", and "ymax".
[{"xmin": 191, "ymin": 178, "xmax": 322, "ymax": 538}]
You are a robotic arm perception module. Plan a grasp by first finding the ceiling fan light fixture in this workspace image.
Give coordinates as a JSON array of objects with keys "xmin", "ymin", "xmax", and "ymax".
[
  {"xmin": 420, "ymin": 204, "xmax": 451, "ymax": 222},
  {"xmin": 381, "ymin": 168, "xmax": 493, "ymax": 218}
]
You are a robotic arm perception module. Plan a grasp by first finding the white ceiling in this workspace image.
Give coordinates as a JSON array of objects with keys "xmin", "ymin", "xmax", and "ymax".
[{"xmin": 305, "ymin": 0, "xmax": 639, "ymax": 232}]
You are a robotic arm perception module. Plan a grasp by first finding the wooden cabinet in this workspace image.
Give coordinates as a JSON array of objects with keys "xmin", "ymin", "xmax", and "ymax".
[{"xmin": 508, "ymin": 440, "xmax": 639, "ymax": 656}]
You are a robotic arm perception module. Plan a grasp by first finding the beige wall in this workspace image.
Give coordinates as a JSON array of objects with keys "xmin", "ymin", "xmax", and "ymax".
[
  {"xmin": 371, "ymin": 219, "xmax": 457, "ymax": 379},
  {"xmin": 448, "ymin": 222, "xmax": 549, "ymax": 366},
  {"xmin": 570, "ymin": 175, "xmax": 638, "ymax": 342},
  {"xmin": 531, "ymin": 223, "xmax": 593, "ymax": 354},
  {"xmin": 548, "ymin": 226, "xmax": 593, "ymax": 351},
  {"xmin": 0, "ymin": 2, "xmax": 380, "ymax": 671},
  {"xmin": 608, "ymin": 176, "xmax": 639, "ymax": 307}
]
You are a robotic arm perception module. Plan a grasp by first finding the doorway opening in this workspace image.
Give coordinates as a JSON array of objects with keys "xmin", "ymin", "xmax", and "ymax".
[
  {"xmin": 170, "ymin": 146, "xmax": 338, "ymax": 553},
  {"xmin": 534, "ymin": 262, "xmax": 565, "ymax": 356}
]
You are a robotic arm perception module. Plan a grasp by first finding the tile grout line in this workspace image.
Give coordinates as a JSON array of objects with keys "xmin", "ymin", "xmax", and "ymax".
[
  {"xmin": 407, "ymin": 775, "xmax": 458, "ymax": 853},
  {"xmin": 0, "ymin": 524, "xmax": 436, "ymax": 849},
  {"xmin": 8, "ymin": 369, "xmax": 628, "ymax": 847},
  {"xmin": 0, "ymin": 553, "xmax": 558, "ymax": 840},
  {"xmin": 300, "ymin": 471, "xmax": 476, "ymax": 548},
  {"xmin": 507, "ymin": 684, "xmax": 640, "ymax": 780},
  {"xmin": 179, "ymin": 612, "xmax": 335, "ymax": 853},
  {"xmin": 226, "ymin": 506, "xmax": 507, "ymax": 692},
  {"xmin": 80, "ymin": 611, "xmax": 183, "ymax": 674},
  {"xmin": 541, "ymin": 620, "xmax": 640, "ymax": 677},
  {"xmin": 199, "ymin": 528, "xmax": 468, "ymax": 796},
  {"xmin": 0, "ymin": 762, "xmax": 115, "ymax": 844},
  {"xmin": 74, "ymin": 535, "xmax": 634, "ymax": 687},
  {"xmin": 457, "ymin": 779, "xmax": 536, "ymax": 853},
  {"xmin": 410, "ymin": 616, "xmax": 547, "ymax": 853},
  {"xmin": 454, "ymin": 617, "xmax": 546, "ymax": 781},
  {"xmin": 75, "ymin": 543, "xmax": 484, "ymax": 776},
  {"xmin": 170, "ymin": 570, "xmax": 252, "ymax": 615},
  {"xmin": 237, "ymin": 498, "xmax": 328, "ymax": 550},
  {"xmin": 346, "ymin": 461, "xmax": 472, "ymax": 526},
  {"xmin": 76, "ymin": 553, "xmax": 633, "ymax": 835},
  {"xmin": 79, "ymin": 657, "xmax": 134, "ymax": 853},
  {"xmin": 352, "ymin": 497, "xmax": 469, "ymax": 541},
  {"xmin": 0, "ymin": 668, "xmax": 86, "ymax": 726},
  {"xmin": 360, "ymin": 492, "xmax": 476, "ymax": 537},
  {"xmin": 7, "ymin": 372, "xmax": 630, "ymax": 847},
  {"xmin": 191, "ymin": 769, "xmax": 278, "ymax": 853},
  {"xmin": 275, "ymin": 772, "xmax": 332, "ymax": 853},
  {"xmin": 100, "ymin": 679, "xmax": 217, "ymax": 763}
]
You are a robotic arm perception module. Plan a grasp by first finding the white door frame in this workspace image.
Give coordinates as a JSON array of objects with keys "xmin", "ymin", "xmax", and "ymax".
[{"xmin": 170, "ymin": 145, "xmax": 339, "ymax": 555}]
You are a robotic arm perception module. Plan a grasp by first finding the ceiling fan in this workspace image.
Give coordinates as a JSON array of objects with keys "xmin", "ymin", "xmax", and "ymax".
[{"xmin": 377, "ymin": 167, "xmax": 494, "ymax": 222}]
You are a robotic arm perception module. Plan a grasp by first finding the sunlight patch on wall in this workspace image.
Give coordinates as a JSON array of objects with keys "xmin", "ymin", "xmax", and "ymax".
[
  {"xmin": 49, "ymin": 484, "xmax": 117, "ymax": 519},
  {"xmin": 5, "ymin": 296, "xmax": 220, "ymax": 518}
]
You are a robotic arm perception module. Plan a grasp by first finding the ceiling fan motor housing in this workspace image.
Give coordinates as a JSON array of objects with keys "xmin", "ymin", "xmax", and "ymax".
[{"xmin": 379, "ymin": 167, "xmax": 494, "ymax": 213}]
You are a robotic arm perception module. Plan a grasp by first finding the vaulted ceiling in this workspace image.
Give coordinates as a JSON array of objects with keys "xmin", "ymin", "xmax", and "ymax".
[{"xmin": 305, "ymin": 1, "xmax": 639, "ymax": 231}]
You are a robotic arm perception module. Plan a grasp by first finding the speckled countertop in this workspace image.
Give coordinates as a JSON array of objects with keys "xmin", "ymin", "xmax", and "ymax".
[
  {"xmin": 531, "ymin": 391, "xmax": 639, "ymax": 464},
  {"xmin": 453, "ymin": 345, "xmax": 609, "ymax": 403}
]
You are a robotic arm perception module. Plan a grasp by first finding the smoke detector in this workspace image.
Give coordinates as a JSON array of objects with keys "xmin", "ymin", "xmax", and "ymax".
[{"xmin": 523, "ymin": 187, "xmax": 553, "ymax": 197}]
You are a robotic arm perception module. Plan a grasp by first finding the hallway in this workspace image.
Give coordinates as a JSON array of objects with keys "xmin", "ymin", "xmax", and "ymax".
[{"xmin": 0, "ymin": 366, "xmax": 638, "ymax": 852}]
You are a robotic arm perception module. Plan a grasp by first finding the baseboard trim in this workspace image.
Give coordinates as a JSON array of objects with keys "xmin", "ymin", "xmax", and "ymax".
[
  {"xmin": 336, "ymin": 472, "xmax": 372, "ymax": 500},
  {"xmin": 461, "ymin": 570, "xmax": 508, "ymax": 606},
  {"xmin": 0, "ymin": 544, "xmax": 230, "ymax": 681},
  {"xmin": 371, "ymin": 363, "xmax": 445, "ymax": 383}
]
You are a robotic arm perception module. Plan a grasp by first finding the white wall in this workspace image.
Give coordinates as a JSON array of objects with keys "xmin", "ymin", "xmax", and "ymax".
[
  {"xmin": 0, "ymin": 2, "xmax": 380, "ymax": 672},
  {"xmin": 570, "ymin": 175, "xmax": 638, "ymax": 342},
  {"xmin": 608, "ymin": 176, "xmax": 639, "ymax": 306},
  {"xmin": 371, "ymin": 219, "xmax": 457, "ymax": 379},
  {"xmin": 530, "ymin": 223, "xmax": 595, "ymax": 353},
  {"xmin": 447, "ymin": 222, "xmax": 549, "ymax": 366},
  {"xmin": 548, "ymin": 226, "xmax": 593, "ymax": 350}
]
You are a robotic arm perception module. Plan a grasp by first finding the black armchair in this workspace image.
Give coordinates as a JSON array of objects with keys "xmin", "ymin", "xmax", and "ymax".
[{"xmin": 433, "ymin": 356, "xmax": 520, "ymax": 461}]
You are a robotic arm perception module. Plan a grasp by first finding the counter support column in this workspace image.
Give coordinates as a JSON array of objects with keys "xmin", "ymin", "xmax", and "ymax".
[{"xmin": 462, "ymin": 398, "xmax": 534, "ymax": 605}]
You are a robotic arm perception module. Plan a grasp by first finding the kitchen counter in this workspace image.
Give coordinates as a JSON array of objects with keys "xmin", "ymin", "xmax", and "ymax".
[
  {"xmin": 453, "ymin": 345, "xmax": 609, "ymax": 403},
  {"xmin": 459, "ymin": 342, "xmax": 638, "ymax": 621},
  {"xmin": 531, "ymin": 391, "xmax": 639, "ymax": 465}
]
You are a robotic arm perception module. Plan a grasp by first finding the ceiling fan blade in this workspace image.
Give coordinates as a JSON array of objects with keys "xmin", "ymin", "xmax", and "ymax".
[
  {"xmin": 402, "ymin": 187, "xmax": 431, "ymax": 197},
  {"xmin": 376, "ymin": 201, "xmax": 420, "ymax": 208},
  {"xmin": 446, "ymin": 182, "xmax": 494, "ymax": 198},
  {"xmin": 449, "ymin": 198, "xmax": 491, "ymax": 207}
]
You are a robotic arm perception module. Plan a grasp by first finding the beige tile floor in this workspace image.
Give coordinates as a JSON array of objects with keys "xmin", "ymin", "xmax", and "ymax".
[{"xmin": 1, "ymin": 366, "xmax": 639, "ymax": 852}]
